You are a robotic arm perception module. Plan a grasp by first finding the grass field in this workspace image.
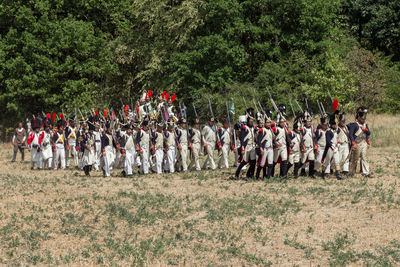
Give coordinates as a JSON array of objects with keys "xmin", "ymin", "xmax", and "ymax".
[{"xmin": 1, "ymin": 114, "xmax": 400, "ymax": 266}]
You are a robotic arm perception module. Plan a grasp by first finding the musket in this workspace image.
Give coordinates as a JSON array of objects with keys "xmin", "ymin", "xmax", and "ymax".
[
  {"xmin": 295, "ymin": 99, "xmax": 303, "ymax": 113},
  {"xmin": 327, "ymin": 89, "xmax": 333, "ymax": 103},
  {"xmin": 225, "ymin": 100, "xmax": 235, "ymax": 150},
  {"xmin": 242, "ymin": 96, "xmax": 248, "ymax": 109},
  {"xmin": 207, "ymin": 95, "xmax": 220, "ymax": 152},
  {"xmin": 74, "ymin": 108, "xmax": 78, "ymax": 125},
  {"xmin": 305, "ymin": 98, "xmax": 309, "ymax": 110},
  {"xmin": 286, "ymin": 89, "xmax": 296, "ymax": 118},
  {"xmin": 317, "ymin": 100, "xmax": 324, "ymax": 117}
]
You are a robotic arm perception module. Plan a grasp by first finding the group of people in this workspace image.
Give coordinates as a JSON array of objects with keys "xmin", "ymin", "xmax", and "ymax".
[{"xmin": 11, "ymin": 91, "xmax": 371, "ymax": 180}]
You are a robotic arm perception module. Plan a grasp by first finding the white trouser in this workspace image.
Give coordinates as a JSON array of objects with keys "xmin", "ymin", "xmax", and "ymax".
[
  {"xmin": 103, "ymin": 146, "xmax": 115, "ymax": 177},
  {"xmin": 202, "ymin": 142, "xmax": 216, "ymax": 170},
  {"xmin": 140, "ymin": 148, "xmax": 150, "ymax": 174},
  {"xmin": 152, "ymin": 148, "xmax": 164, "ymax": 174},
  {"xmin": 31, "ymin": 147, "xmax": 41, "ymax": 169},
  {"xmin": 323, "ymin": 147, "xmax": 339, "ymax": 169},
  {"xmin": 301, "ymin": 147, "xmax": 315, "ymax": 164},
  {"xmin": 54, "ymin": 144, "xmax": 65, "ymax": 170},
  {"xmin": 218, "ymin": 144, "xmax": 230, "ymax": 169},
  {"xmin": 66, "ymin": 140, "xmax": 79, "ymax": 167},
  {"xmin": 338, "ymin": 143, "xmax": 349, "ymax": 172},
  {"xmin": 124, "ymin": 148, "xmax": 136, "ymax": 175},
  {"xmin": 94, "ymin": 142, "xmax": 101, "ymax": 170},
  {"xmin": 176, "ymin": 145, "xmax": 188, "ymax": 171},
  {"xmin": 165, "ymin": 146, "xmax": 176, "ymax": 173},
  {"xmin": 42, "ymin": 157, "xmax": 52, "ymax": 169},
  {"xmin": 260, "ymin": 147, "xmax": 273, "ymax": 167},
  {"xmin": 315, "ymin": 146, "xmax": 326, "ymax": 171},
  {"xmin": 188, "ymin": 143, "xmax": 201, "ymax": 171},
  {"xmin": 273, "ymin": 145, "xmax": 287, "ymax": 163}
]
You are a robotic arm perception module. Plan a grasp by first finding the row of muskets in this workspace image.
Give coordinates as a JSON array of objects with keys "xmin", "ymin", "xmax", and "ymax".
[{"xmin": 30, "ymin": 87, "xmax": 337, "ymax": 138}]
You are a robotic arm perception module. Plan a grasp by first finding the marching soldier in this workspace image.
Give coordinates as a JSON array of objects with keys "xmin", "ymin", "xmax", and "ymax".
[
  {"xmin": 120, "ymin": 124, "xmax": 136, "ymax": 177},
  {"xmin": 202, "ymin": 117, "xmax": 217, "ymax": 170},
  {"xmin": 255, "ymin": 110, "xmax": 274, "ymax": 179},
  {"xmin": 53, "ymin": 120, "xmax": 66, "ymax": 170},
  {"xmin": 288, "ymin": 116, "xmax": 302, "ymax": 178},
  {"xmin": 93, "ymin": 123, "xmax": 102, "ymax": 171},
  {"xmin": 101, "ymin": 122, "xmax": 116, "ymax": 177},
  {"xmin": 40, "ymin": 120, "xmax": 53, "ymax": 169},
  {"xmin": 175, "ymin": 118, "xmax": 189, "ymax": 172},
  {"xmin": 272, "ymin": 107, "xmax": 289, "ymax": 178},
  {"xmin": 321, "ymin": 112, "xmax": 342, "ymax": 180},
  {"xmin": 217, "ymin": 118, "xmax": 232, "ymax": 169},
  {"xmin": 27, "ymin": 118, "xmax": 42, "ymax": 170},
  {"xmin": 315, "ymin": 114, "xmax": 329, "ymax": 174},
  {"xmin": 164, "ymin": 120, "xmax": 176, "ymax": 173},
  {"xmin": 348, "ymin": 107, "xmax": 371, "ymax": 177},
  {"xmin": 78, "ymin": 118, "xmax": 96, "ymax": 176},
  {"xmin": 337, "ymin": 112, "xmax": 350, "ymax": 176},
  {"xmin": 64, "ymin": 116, "xmax": 79, "ymax": 169},
  {"xmin": 151, "ymin": 122, "xmax": 164, "ymax": 174},
  {"xmin": 136, "ymin": 120, "xmax": 150, "ymax": 174},
  {"xmin": 188, "ymin": 118, "xmax": 202, "ymax": 171},
  {"xmin": 235, "ymin": 108, "xmax": 256, "ymax": 179},
  {"xmin": 300, "ymin": 109, "xmax": 316, "ymax": 178}
]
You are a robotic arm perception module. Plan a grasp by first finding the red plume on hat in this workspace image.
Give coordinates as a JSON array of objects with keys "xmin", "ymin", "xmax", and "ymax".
[
  {"xmin": 52, "ymin": 113, "xmax": 56, "ymax": 123},
  {"xmin": 95, "ymin": 110, "xmax": 99, "ymax": 116},
  {"xmin": 171, "ymin": 94, "xmax": 176, "ymax": 102},
  {"xmin": 148, "ymin": 90, "xmax": 152, "ymax": 98},
  {"xmin": 46, "ymin": 113, "xmax": 50, "ymax": 119},
  {"xmin": 165, "ymin": 93, "xmax": 169, "ymax": 100},
  {"xmin": 104, "ymin": 109, "xmax": 107, "ymax": 118},
  {"xmin": 333, "ymin": 99, "xmax": 339, "ymax": 112},
  {"xmin": 162, "ymin": 91, "xmax": 166, "ymax": 97},
  {"xmin": 60, "ymin": 113, "xmax": 64, "ymax": 120},
  {"xmin": 125, "ymin": 105, "xmax": 129, "ymax": 112}
]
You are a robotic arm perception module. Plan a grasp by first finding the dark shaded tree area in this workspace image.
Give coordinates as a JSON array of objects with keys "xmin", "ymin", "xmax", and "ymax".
[{"xmin": 1, "ymin": 0, "xmax": 399, "ymax": 136}]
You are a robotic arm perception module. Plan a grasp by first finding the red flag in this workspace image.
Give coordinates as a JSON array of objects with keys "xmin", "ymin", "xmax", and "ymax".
[{"xmin": 333, "ymin": 99, "xmax": 339, "ymax": 111}]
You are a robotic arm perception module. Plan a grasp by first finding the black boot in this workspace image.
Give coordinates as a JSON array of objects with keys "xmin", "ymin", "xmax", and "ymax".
[
  {"xmin": 271, "ymin": 163, "xmax": 276, "ymax": 177},
  {"xmin": 300, "ymin": 168, "xmax": 306, "ymax": 177},
  {"xmin": 321, "ymin": 171, "xmax": 325, "ymax": 180},
  {"xmin": 262, "ymin": 166, "xmax": 267, "ymax": 179},
  {"xmin": 294, "ymin": 163, "xmax": 301, "ymax": 178},
  {"xmin": 235, "ymin": 161, "xmax": 247, "ymax": 179},
  {"xmin": 280, "ymin": 160, "xmax": 288, "ymax": 178},
  {"xmin": 309, "ymin": 161, "xmax": 315, "ymax": 178},
  {"xmin": 287, "ymin": 163, "xmax": 293, "ymax": 175},
  {"xmin": 84, "ymin": 166, "xmax": 90, "ymax": 176},
  {"xmin": 335, "ymin": 170, "xmax": 342, "ymax": 180},
  {"xmin": 247, "ymin": 160, "xmax": 256, "ymax": 178},
  {"xmin": 255, "ymin": 166, "xmax": 262, "ymax": 180},
  {"xmin": 267, "ymin": 164, "xmax": 273, "ymax": 179}
]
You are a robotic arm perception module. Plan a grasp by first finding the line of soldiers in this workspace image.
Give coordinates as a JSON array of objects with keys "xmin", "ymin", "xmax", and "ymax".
[{"xmin": 19, "ymin": 91, "xmax": 371, "ymax": 179}]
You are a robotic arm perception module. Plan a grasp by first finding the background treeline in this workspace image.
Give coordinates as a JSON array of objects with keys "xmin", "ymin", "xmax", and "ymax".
[{"xmin": 1, "ymin": 0, "xmax": 400, "ymax": 137}]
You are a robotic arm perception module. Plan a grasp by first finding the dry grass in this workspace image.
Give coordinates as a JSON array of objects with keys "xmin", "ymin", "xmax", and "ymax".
[{"xmin": 1, "ymin": 114, "xmax": 400, "ymax": 266}]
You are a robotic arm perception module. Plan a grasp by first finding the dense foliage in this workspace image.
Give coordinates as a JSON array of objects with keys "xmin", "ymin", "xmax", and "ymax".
[{"xmin": 1, "ymin": 0, "xmax": 399, "ymax": 136}]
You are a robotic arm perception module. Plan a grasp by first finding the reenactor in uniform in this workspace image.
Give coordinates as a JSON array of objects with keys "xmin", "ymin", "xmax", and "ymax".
[
  {"xmin": 337, "ymin": 112, "xmax": 350, "ymax": 176},
  {"xmin": 39, "ymin": 119, "xmax": 53, "ymax": 169},
  {"xmin": 235, "ymin": 108, "xmax": 256, "ymax": 179},
  {"xmin": 300, "ymin": 109, "xmax": 316, "ymax": 178},
  {"xmin": 348, "ymin": 107, "xmax": 371, "ymax": 177},
  {"xmin": 11, "ymin": 122, "xmax": 26, "ymax": 162},
  {"xmin": 64, "ymin": 116, "xmax": 79, "ymax": 169},
  {"xmin": 175, "ymin": 118, "xmax": 189, "ymax": 172},
  {"xmin": 202, "ymin": 117, "xmax": 217, "ymax": 170},
  {"xmin": 27, "ymin": 118, "xmax": 42, "ymax": 170},
  {"xmin": 136, "ymin": 120, "xmax": 150, "ymax": 174},
  {"xmin": 151, "ymin": 122, "xmax": 164, "ymax": 174},
  {"xmin": 315, "ymin": 114, "xmax": 328, "ymax": 173},
  {"xmin": 255, "ymin": 110, "xmax": 274, "ymax": 179},
  {"xmin": 78, "ymin": 118, "xmax": 96, "ymax": 176},
  {"xmin": 288, "ymin": 116, "xmax": 302, "ymax": 178},
  {"xmin": 164, "ymin": 120, "xmax": 176, "ymax": 173},
  {"xmin": 93, "ymin": 123, "xmax": 102, "ymax": 171},
  {"xmin": 217, "ymin": 118, "xmax": 232, "ymax": 169},
  {"xmin": 188, "ymin": 118, "xmax": 202, "ymax": 171},
  {"xmin": 101, "ymin": 122, "xmax": 116, "ymax": 177},
  {"xmin": 53, "ymin": 120, "xmax": 66, "ymax": 170},
  {"xmin": 272, "ymin": 108, "xmax": 290, "ymax": 177},
  {"xmin": 120, "ymin": 124, "xmax": 136, "ymax": 177},
  {"xmin": 321, "ymin": 112, "xmax": 342, "ymax": 180}
]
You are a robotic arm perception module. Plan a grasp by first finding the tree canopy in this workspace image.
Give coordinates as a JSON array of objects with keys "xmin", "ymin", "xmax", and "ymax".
[{"xmin": 1, "ymin": 0, "xmax": 399, "ymax": 136}]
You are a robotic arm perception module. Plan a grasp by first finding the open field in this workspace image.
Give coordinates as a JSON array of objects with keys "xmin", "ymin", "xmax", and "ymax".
[{"xmin": 1, "ymin": 114, "xmax": 400, "ymax": 266}]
